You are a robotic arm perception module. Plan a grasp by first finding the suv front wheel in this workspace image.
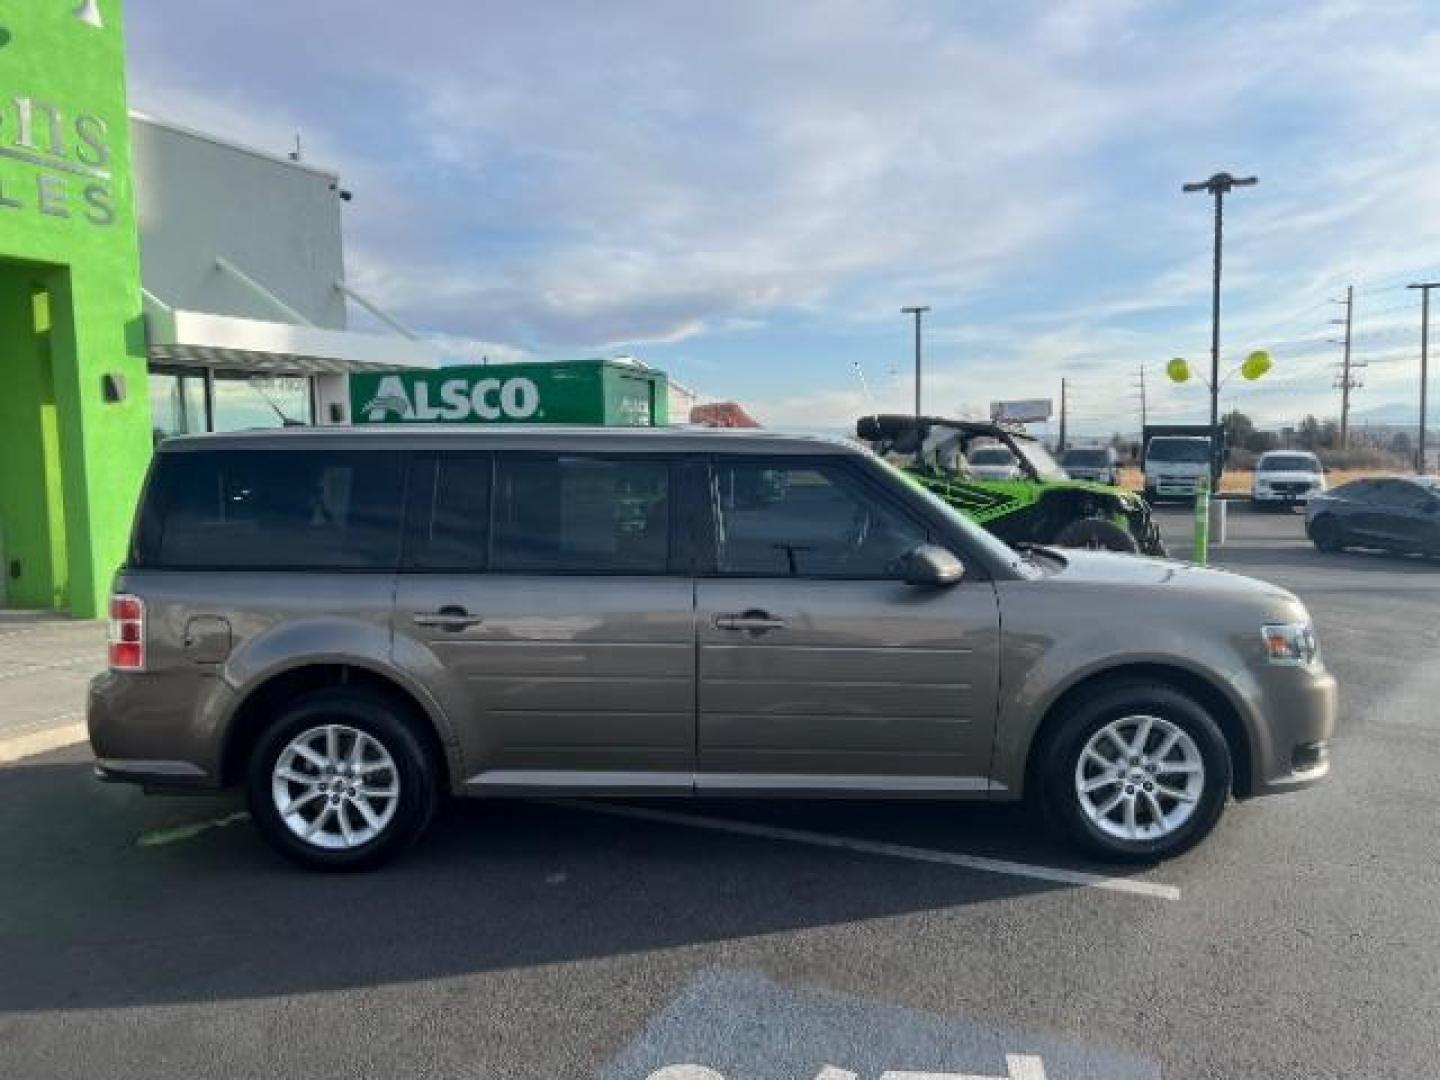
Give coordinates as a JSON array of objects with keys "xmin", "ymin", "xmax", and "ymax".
[
  {"xmin": 246, "ymin": 688, "xmax": 439, "ymax": 871},
  {"xmin": 1037, "ymin": 681, "xmax": 1232, "ymax": 862}
]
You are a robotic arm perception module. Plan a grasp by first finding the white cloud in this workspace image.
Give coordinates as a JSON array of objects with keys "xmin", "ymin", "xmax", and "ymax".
[{"xmin": 125, "ymin": 0, "xmax": 1440, "ymax": 430}]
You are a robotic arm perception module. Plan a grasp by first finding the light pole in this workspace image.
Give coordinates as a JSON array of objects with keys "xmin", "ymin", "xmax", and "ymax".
[
  {"xmin": 1409, "ymin": 282, "xmax": 1439, "ymax": 473},
  {"xmin": 1183, "ymin": 172, "xmax": 1256, "ymax": 473},
  {"xmin": 901, "ymin": 306, "xmax": 929, "ymax": 422}
]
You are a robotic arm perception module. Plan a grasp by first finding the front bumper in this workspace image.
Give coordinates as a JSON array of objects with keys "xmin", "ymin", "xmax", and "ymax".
[
  {"xmin": 1254, "ymin": 489, "xmax": 1318, "ymax": 504},
  {"xmin": 1245, "ymin": 665, "xmax": 1338, "ymax": 797},
  {"xmin": 1147, "ymin": 479, "xmax": 1203, "ymax": 499}
]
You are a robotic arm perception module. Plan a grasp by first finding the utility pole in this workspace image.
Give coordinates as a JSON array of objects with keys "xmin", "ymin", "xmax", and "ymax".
[
  {"xmin": 1408, "ymin": 283, "xmax": 1439, "ymax": 473},
  {"xmin": 1133, "ymin": 365, "xmax": 1148, "ymax": 429},
  {"xmin": 1182, "ymin": 172, "xmax": 1257, "ymax": 434},
  {"xmin": 901, "ymin": 306, "xmax": 929, "ymax": 422},
  {"xmin": 1331, "ymin": 286, "xmax": 1361, "ymax": 449},
  {"xmin": 1058, "ymin": 378, "xmax": 1068, "ymax": 451}
]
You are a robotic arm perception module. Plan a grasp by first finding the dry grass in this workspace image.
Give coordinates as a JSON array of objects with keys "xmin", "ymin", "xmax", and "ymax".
[{"xmin": 1115, "ymin": 466, "xmax": 1384, "ymax": 496}]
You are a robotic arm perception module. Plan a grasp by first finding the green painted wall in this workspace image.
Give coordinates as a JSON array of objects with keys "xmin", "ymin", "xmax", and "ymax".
[
  {"xmin": 0, "ymin": 1, "xmax": 150, "ymax": 617},
  {"xmin": 0, "ymin": 270, "xmax": 68, "ymax": 607}
]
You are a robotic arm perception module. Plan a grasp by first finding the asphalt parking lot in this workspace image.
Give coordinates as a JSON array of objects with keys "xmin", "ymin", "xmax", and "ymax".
[{"xmin": 3, "ymin": 505, "xmax": 1439, "ymax": 1079}]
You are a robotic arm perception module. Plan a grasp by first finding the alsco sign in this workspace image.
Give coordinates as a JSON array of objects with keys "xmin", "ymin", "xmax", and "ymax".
[
  {"xmin": 352, "ymin": 363, "xmax": 635, "ymax": 425},
  {"xmin": 356, "ymin": 372, "xmax": 542, "ymax": 422}
]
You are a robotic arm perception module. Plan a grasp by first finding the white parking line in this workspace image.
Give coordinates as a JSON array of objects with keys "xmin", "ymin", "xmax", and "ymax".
[
  {"xmin": 0, "ymin": 719, "xmax": 88, "ymax": 764},
  {"xmin": 550, "ymin": 800, "xmax": 1181, "ymax": 901}
]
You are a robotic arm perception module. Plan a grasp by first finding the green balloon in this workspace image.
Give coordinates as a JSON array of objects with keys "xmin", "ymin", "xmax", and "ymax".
[
  {"xmin": 1167, "ymin": 357, "xmax": 1191, "ymax": 384},
  {"xmin": 1240, "ymin": 350, "xmax": 1272, "ymax": 381}
]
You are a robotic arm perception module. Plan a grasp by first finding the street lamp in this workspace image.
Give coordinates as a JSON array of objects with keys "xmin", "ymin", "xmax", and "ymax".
[
  {"xmin": 1408, "ymin": 283, "xmax": 1439, "ymax": 473},
  {"xmin": 1183, "ymin": 172, "xmax": 1257, "ymax": 472},
  {"xmin": 901, "ymin": 306, "xmax": 929, "ymax": 422}
]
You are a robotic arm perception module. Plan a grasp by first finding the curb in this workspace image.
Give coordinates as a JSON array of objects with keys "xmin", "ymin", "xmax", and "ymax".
[{"xmin": 0, "ymin": 721, "xmax": 89, "ymax": 765}]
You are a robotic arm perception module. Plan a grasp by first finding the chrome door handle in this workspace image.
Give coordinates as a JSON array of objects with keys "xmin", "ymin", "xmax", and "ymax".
[
  {"xmin": 412, "ymin": 611, "xmax": 484, "ymax": 631},
  {"xmin": 715, "ymin": 611, "xmax": 786, "ymax": 632}
]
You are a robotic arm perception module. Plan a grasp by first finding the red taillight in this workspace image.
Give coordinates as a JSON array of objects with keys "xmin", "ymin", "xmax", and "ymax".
[{"xmin": 108, "ymin": 594, "xmax": 145, "ymax": 670}]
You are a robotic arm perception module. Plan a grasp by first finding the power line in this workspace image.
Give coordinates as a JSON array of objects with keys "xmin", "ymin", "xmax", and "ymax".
[
  {"xmin": 1358, "ymin": 301, "xmax": 1416, "ymax": 319},
  {"xmin": 1355, "ymin": 264, "xmax": 1440, "ymax": 296}
]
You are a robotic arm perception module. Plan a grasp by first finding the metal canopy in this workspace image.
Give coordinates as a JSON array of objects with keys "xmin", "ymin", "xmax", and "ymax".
[{"xmin": 144, "ymin": 300, "xmax": 440, "ymax": 374}]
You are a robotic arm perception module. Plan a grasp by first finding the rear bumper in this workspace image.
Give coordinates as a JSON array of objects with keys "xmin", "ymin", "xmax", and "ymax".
[
  {"xmin": 87, "ymin": 670, "xmax": 227, "ymax": 792},
  {"xmin": 93, "ymin": 758, "xmax": 214, "ymax": 793}
]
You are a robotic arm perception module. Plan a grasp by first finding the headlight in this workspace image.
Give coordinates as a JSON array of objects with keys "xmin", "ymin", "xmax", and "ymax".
[{"xmin": 1262, "ymin": 622, "xmax": 1319, "ymax": 666}]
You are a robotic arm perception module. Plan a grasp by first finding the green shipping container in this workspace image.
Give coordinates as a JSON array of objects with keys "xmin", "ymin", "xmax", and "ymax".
[{"xmin": 350, "ymin": 359, "xmax": 668, "ymax": 427}]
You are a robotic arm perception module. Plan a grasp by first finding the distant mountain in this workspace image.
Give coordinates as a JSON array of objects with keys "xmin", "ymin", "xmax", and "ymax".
[{"xmin": 1349, "ymin": 401, "xmax": 1426, "ymax": 425}]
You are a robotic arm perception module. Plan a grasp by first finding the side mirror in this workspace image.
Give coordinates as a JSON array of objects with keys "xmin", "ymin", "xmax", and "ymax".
[{"xmin": 904, "ymin": 543, "xmax": 964, "ymax": 587}]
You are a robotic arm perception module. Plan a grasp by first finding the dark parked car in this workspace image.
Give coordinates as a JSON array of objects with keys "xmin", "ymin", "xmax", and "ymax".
[{"xmin": 1306, "ymin": 476, "xmax": 1440, "ymax": 555}]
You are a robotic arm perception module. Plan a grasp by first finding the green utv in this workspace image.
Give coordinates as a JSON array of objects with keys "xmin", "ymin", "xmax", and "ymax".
[{"xmin": 856, "ymin": 414, "xmax": 1166, "ymax": 557}]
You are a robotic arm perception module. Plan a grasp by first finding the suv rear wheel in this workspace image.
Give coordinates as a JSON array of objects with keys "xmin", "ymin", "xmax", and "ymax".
[
  {"xmin": 246, "ymin": 688, "xmax": 439, "ymax": 871},
  {"xmin": 1037, "ymin": 681, "xmax": 1232, "ymax": 862}
]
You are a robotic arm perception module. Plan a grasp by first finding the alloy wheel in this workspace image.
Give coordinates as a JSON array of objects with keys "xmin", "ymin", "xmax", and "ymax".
[
  {"xmin": 1073, "ymin": 714, "xmax": 1205, "ymax": 841},
  {"xmin": 271, "ymin": 724, "xmax": 400, "ymax": 850}
]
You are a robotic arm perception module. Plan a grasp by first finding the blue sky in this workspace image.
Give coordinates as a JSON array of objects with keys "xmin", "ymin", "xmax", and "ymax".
[{"xmin": 126, "ymin": 0, "xmax": 1440, "ymax": 434}]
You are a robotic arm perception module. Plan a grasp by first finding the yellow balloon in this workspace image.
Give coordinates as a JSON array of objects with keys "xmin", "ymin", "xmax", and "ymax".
[
  {"xmin": 1166, "ymin": 357, "xmax": 1191, "ymax": 384},
  {"xmin": 1240, "ymin": 350, "xmax": 1272, "ymax": 381}
]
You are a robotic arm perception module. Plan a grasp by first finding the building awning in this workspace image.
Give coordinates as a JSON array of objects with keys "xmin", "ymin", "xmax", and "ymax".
[{"xmin": 144, "ymin": 305, "xmax": 441, "ymax": 374}]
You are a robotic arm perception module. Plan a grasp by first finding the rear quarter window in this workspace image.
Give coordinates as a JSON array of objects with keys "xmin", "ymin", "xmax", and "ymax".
[{"xmin": 133, "ymin": 448, "xmax": 406, "ymax": 569}]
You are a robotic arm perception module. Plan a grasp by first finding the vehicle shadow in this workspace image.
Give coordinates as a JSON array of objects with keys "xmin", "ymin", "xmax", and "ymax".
[{"xmin": 0, "ymin": 755, "xmax": 1170, "ymax": 1015}]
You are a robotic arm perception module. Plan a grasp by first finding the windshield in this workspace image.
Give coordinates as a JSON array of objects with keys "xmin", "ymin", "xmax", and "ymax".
[
  {"xmin": 1147, "ymin": 437, "xmax": 1211, "ymax": 463},
  {"xmin": 968, "ymin": 446, "xmax": 1016, "ymax": 466},
  {"xmin": 1012, "ymin": 439, "xmax": 1068, "ymax": 480},
  {"xmin": 1259, "ymin": 454, "xmax": 1320, "ymax": 473},
  {"xmin": 1062, "ymin": 448, "xmax": 1110, "ymax": 467}
]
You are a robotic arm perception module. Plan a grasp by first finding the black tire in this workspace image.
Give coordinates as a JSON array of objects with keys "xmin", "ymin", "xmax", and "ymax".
[
  {"xmin": 1310, "ymin": 514, "xmax": 1345, "ymax": 553},
  {"xmin": 1036, "ymin": 681, "xmax": 1232, "ymax": 862},
  {"xmin": 1138, "ymin": 521, "xmax": 1169, "ymax": 558},
  {"xmin": 245, "ymin": 688, "xmax": 439, "ymax": 872},
  {"xmin": 1052, "ymin": 517, "xmax": 1139, "ymax": 553}
]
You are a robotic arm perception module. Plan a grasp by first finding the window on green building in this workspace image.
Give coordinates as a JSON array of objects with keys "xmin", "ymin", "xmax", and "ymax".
[
  {"xmin": 148, "ymin": 369, "xmax": 208, "ymax": 444},
  {"xmin": 211, "ymin": 373, "xmax": 312, "ymax": 431}
]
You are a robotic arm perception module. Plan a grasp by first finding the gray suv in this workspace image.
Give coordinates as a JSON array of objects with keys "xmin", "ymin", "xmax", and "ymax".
[{"xmin": 89, "ymin": 427, "xmax": 1335, "ymax": 870}]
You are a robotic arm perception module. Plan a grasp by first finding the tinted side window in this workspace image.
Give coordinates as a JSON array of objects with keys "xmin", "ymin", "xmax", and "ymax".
[
  {"xmin": 141, "ymin": 449, "xmax": 404, "ymax": 569},
  {"xmin": 410, "ymin": 453, "xmax": 491, "ymax": 570},
  {"xmin": 491, "ymin": 456, "xmax": 670, "ymax": 573},
  {"xmin": 710, "ymin": 462, "xmax": 924, "ymax": 578},
  {"xmin": 1334, "ymin": 480, "xmax": 1376, "ymax": 503},
  {"xmin": 1376, "ymin": 481, "xmax": 1431, "ymax": 510}
]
